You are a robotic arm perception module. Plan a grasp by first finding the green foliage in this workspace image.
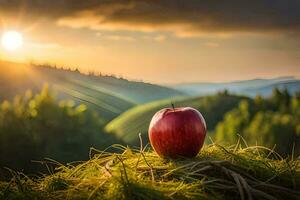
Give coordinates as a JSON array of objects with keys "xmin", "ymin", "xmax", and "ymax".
[
  {"xmin": 0, "ymin": 144, "xmax": 299, "ymax": 200},
  {"xmin": 214, "ymin": 88, "xmax": 300, "ymax": 155},
  {"xmin": 0, "ymin": 86, "xmax": 119, "ymax": 174},
  {"xmin": 106, "ymin": 93, "xmax": 247, "ymax": 145},
  {"xmin": 215, "ymin": 100, "xmax": 251, "ymax": 144},
  {"xmin": 244, "ymin": 112, "xmax": 297, "ymax": 154}
]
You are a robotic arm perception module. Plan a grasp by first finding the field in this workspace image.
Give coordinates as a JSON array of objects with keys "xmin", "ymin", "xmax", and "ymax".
[{"xmin": 1, "ymin": 142, "xmax": 299, "ymax": 200}]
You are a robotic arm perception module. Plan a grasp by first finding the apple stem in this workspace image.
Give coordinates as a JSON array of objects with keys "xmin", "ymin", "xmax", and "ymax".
[{"xmin": 171, "ymin": 102, "xmax": 175, "ymax": 111}]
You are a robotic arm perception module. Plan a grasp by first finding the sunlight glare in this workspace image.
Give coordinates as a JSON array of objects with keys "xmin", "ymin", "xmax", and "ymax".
[{"xmin": 1, "ymin": 31, "xmax": 23, "ymax": 51}]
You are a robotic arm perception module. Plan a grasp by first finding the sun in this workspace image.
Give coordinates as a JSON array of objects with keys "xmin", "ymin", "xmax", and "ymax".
[{"xmin": 1, "ymin": 31, "xmax": 23, "ymax": 51}]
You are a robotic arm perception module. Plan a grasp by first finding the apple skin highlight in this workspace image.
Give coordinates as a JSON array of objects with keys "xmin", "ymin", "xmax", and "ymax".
[{"xmin": 148, "ymin": 107, "xmax": 207, "ymax": 158}]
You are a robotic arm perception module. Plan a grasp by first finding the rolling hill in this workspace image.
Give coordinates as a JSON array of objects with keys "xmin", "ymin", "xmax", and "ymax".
[
  {"xmin": 0, "ymin": 60, "xmax": 185, "ymax": 122},
  {"xmin": 172, "ymin": 76, "xmax": 300, "ymax": 97},
  {"xmin": 105, "ymin": 93, "xmax": 249, "ymax": 145}
]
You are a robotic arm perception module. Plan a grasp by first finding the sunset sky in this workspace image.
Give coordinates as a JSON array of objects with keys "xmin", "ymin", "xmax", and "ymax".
[{"xmin": 0, "ymin": 0, "xmax": 299, "ymax": 84}]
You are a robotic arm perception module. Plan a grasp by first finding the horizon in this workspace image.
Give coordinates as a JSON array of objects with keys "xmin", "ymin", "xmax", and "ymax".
[
  {"xmin": 0, "ymin": 1, "xmax": 299, "ymax": 83},
  {"xmin": 1, "ymin": 58, "xmax": 299, "ymax": 85}
]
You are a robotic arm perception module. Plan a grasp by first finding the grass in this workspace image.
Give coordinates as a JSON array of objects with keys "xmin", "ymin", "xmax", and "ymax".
[{"xmin": 1, "ymin": 138, "xmax": 299, "ymax": 200}]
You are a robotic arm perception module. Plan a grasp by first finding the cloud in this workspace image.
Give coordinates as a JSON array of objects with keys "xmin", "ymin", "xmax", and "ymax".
[
  {"xmin": 1, "ymin": 0, "xmax": 300, "ymax": 37},
  {"xmin": 104, "ymin": 35, "xmax": 136, "ymax": 41}
]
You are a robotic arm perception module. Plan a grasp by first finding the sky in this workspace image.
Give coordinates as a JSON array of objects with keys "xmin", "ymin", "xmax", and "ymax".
[{"xmin": 0, "ymin": 0, "xmax": 299, "ymax": 84}]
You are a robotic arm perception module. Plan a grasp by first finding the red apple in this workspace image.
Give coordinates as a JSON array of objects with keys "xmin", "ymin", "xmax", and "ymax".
[{"xmin": 148, "ymin": 106, "xmax": 206, "ymax": 158}]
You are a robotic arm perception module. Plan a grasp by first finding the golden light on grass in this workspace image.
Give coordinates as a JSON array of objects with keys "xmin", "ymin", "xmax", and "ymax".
[{"xmin": 1, "ymin": 31, "xmax": 23, "ymax": 51}]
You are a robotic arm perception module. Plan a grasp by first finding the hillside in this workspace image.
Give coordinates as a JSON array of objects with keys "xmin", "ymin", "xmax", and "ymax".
[
  {"xmin": 32, "ymin": 64, "xmax": 185, "ymax": 104},
  {"xmin": 1, "ymin": 144, "xmax": 299, "ymax": 200},
  {"xmin": 172, "ymin": 77, "xmax": 300, "ymax": 97},
  {"xmin": 105, "ymin": 94, "xmax": 248, "ymax": 144},
  {"xmin": 0, "ymin": 60, "xmax": 184, "ymax": 122}
]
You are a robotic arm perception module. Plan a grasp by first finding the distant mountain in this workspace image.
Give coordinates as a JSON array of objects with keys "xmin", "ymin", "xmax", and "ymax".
[
  {"xmin": 243, "ymin": 80, "xmax": 300, "ymax": 97},
  {"xmin": 171, "ymin": 77, "xmax": 300, "ymax": 97},
  {"xmin": 0, "ymin": 60, "xmax": 184, "ymax": 122}
]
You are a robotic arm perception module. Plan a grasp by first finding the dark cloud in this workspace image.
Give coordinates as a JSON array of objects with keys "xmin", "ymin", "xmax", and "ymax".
[{"xmin": 1, "ymin": 0, "xmax": 299, "ymax": 36}]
